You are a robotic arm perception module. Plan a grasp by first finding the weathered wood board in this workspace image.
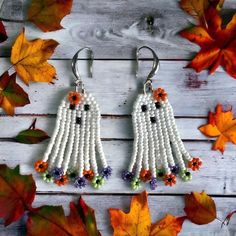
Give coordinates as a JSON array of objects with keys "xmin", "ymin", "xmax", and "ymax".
[
  {"xmin": 0, "ymin": 59, "xmax": 235, "ymax": 116},
  {"xmin": 1, "ymin": 195, "xmax": 236, "ymax": 236},
  {"xmin": 0, "ymin": 0, "xmax": 236, "ymax": 235}
]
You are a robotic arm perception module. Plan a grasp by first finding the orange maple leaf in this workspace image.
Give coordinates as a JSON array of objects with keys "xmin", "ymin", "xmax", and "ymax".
[
  {"xmin": 0, "ymin": 72, "xmax": 30, "ymax": 115},
  {"xmin": 179, "ymin": 0, "xmax": 224, "ymax": 22},
  {"xmin": 11, "ymin": 29, "xmax": 59, "ymax": 85},
  {"xmin": 28, "ymin": 0, "xmax": 73, "ymax": 32},
  {"xmin": 184, "ymin": 192, "xmax": 216, "ymax": 225},
  {"xmin": 180, "ymin": 7, "xmax": 236, "ymax": 79},
  {"xmin": 199, "ymin": 104, "xmax": 236, "ymax": 153},
  {"xmin": 109, "ymin": 191, "xmax": 185, "ymax": 236}
]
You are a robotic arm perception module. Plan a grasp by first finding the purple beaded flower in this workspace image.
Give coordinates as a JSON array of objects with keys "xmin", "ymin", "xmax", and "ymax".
[
  {"xmin": 74, "ymin": 177, "xmax": 86, "ymax": 189},
  {"xmin": 51, "ymin": 167, "xmax": 64, "ymax": 180},
  {"xmin": 169, "ymin": 164, "xmax": 180, "ymax": 175},
  {"xmin": 150, "ymin": 177, "xmax": 158, "ymax": 190},
  {"xmin": 101, "ymin": 166, "xmax": 112, "ymax": 179},
  {"xmin": 122, "ymin": 170, "xmax": 134, "ymax": 182}
]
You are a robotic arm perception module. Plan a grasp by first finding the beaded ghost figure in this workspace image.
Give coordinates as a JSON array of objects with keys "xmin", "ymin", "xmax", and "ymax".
[
  {"xmin": 34, "ymin": 48, "xmax": 112, "ymax": 189},
  {"xmin": 122, "ymin": 46, "xmax": 202, "ymax": 190}
]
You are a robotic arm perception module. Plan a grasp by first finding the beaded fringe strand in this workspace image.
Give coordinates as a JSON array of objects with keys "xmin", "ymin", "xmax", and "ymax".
[
  {"xmin": 34, "ymin": 91, "xmax": 112, "ymax": 189},
  {"xmin": 122, "ymin": 88, "xmax": 202, "ymax": 190}
]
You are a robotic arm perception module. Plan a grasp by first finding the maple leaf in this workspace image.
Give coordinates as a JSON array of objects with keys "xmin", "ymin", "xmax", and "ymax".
[
  {"xmin": 27, "ymin": 197, "xmax": 101, "ymax": 236},
  {"xmin": 0, "ymin": 21, "xmax": 7, "ymax": 43},
  {"xmin": 0, "ymin": 71, "xmax": 30, "ymax": 116},
  {"xmin": 184, "ymin": 192, "xmax": 216, "ymax": 225},
  {"xmin": 11, "ymin": 29, "xmax": 59, "ymax": 85},
  {"xmin": 179, "ymin": 0, "xmax": 224, "ymax": 22},
  {"xmin": 28, "ymin": 0, "xmax": 73, "ymax": 32},
  {"xmin": 15, "ymin": 118, "xmax": 50, "ymax": 144},
  {"xmin": 180, "ymin": 7, "xmax": 236, "ymax": 79},
  {"xmin": 109, "ymin": 191, "xmax": 184, "ymax": 236},
  {"xmin": 199, "ymin": 104, "xmax": 236, "ymax": 153},
  {"xmin": 0, "ymin": 164, "xmax": 36, "ymax": 226}
]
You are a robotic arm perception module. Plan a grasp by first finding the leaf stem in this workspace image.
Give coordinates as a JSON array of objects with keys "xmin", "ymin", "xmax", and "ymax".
[{"xmin": 29, "ymin": 118, "xmax": 37, "ymax": 130}]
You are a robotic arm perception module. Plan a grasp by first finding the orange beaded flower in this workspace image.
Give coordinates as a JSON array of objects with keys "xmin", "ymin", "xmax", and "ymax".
[
  {"xmin": 68, "ymin": 91, "xmax": 81, "ymax": 105},
  {"xmin": 83, "ymin": 169, "xmax": 94, "ymax": 181},
  {"xmin": 140, "ymin": 169, "xmax": 152, "ymax": 182},
  {"xmin": 153, "ymin": 88, "xmax": 168, "ymax": 102},
  {"xmin": 164, "ymin": 173, "xmax": 176, "ymax": 187},
  {"xmin": 34, "ymin": 160, "xmax": 48, "ymax": 173},
  {"xmin": 188, "ymin": 157, "xmax": 202, "ymax": 171},
  {"xmin": 55, "ymin": 175, "xmax": 68, "ymax": 186}
]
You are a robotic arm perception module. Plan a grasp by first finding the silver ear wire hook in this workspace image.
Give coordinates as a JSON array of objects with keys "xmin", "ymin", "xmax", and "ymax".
[
  {"xmin": 136, "ymin": 46, "xmax": 160, "ymax": 94},
  {"xmin": 72, "ymin": 47, "xmax": 94, "ymax": 93}
]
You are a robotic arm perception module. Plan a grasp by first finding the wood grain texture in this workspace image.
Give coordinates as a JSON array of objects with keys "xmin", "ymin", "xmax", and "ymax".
[
  {"xmin": 0, "ymin": 140, "xmax": 235, "ymax": 195},
  {"xmin": 0, "ymin": 59, "xmax": 235, "ymax": 116},
  {"xmin": 0, "ymin": 194, "xmax": 236, "ymax": 236},
  {"xmin": 22, "ymin": 0, "xmax": 236, "ymax": 59},
  {"xmin": 0, "ymin": 0, "xmax": 236, "ymax": 235},
  {"xmin": 0, "ymin": 116, "xmax": 211, "ymax": 140}
]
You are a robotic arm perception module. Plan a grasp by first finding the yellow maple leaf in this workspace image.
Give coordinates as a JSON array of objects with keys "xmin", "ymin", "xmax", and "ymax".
[
  {"xmin": 109, "ymin": 191, "xmax": 184, "ymax": 236},
  {"xmin": 199, "ymin": 104, "xmax": 236, "ymax": 153},
  {"xmin": 11, "ymin": 29, "xmax": 59, "ymax": 85}
]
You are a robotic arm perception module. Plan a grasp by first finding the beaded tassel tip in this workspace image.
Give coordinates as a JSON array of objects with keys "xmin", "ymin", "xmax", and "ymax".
[
  {"xmin": 34, "ymin": 91, "xmax": 111, "ymax": 189},
  {"xmin": 123, "ymin": 87, "xmax": 202, "ymax": 190}
]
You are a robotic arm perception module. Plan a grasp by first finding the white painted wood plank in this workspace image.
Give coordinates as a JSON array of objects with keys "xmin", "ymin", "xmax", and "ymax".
[
  {"xmin": 0, "ymin": 59, "xmax": 234, "ymax": 116},
  {"xmin": 1, "ymin": 194, "xmax": 236, "ymax": 236},
  {"xmin": 0, "ymin": 0, "xmax": 23, "ymax": 21},
  {"xmin": 0, "ymin": 0, "xmax": 24, "ymax": 57},
  {"xmin": 0, "ymin": 116, "xmax": 213, "ymax": 140},
  {"xmin": 0, "ymin": 141, "xmax": 235, "ymax": 195},
  {"xmin": 0, "ymin": 22, "xmax": 24, "ymax": 56},
  {"xmin": 22, "ymin": 0, "xmax": 236, "ymax": 59}
]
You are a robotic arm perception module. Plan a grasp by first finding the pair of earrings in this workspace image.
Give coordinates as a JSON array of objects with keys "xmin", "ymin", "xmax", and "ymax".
[{"xmin": 34, "ymin": 46, "xmax": 202, "ymax": 190}]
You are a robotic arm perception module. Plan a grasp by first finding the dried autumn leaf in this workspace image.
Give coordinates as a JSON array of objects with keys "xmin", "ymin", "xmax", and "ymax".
[
  {"xmin": 77, "ymin": 197, "xmax": 101, "ymax": 236},
  {"xmin": 27, "ymin": 197, "xmax": 100, "ymax": 236},
  {"xmin": 150, "ymin": 215, "xmax": 186, "ymax": 236},
  {"xmin": 15, "ymin": 119, "xmax": 50, "ymax": 144},
  {"xmin": 184, "ymin": 192, "xmax": 216, "ymax": 225},
  {"xmin": 180, "ymin": 0, "xmax": 224, "ymax": 22},
  {"xmin": 0, "ymin": 71, "xmax": 30, "ymax": 116},
  {"xmin": 222, "ymin": 210, "xmax": 236, "ymax": 227},
  {"xmin": 0, "ymin": 21, "xmax": 7, "ymax": 43},
  {"xmin": 199, "ymin": 104, "xmax": 236, "ymax": 153},
  {"xmin": 180, "ymin": 7, "xmax": 236, "ymax": 78},
  {"xmin": 28, "ymin": 0, "xmax": 73, "ymax": 32},
  {"xmin": 109, "ymin": 191, "xmax": 184, "ymax": 236},
  {"xmin": 0, "ymin": 164, "xmax": 36, "ymax": 226},
  {"xmin": 11, "ymin": 29, "xmax": 59, "ymax": 85}
]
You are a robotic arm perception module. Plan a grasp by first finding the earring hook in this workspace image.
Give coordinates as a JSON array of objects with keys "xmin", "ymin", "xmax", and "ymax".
[
  {"xmin": 71, "ymin": 47, "xmax": 94, "ymax": 93},
  {"xmin": 136, "ymin": 46, "xmax": 160, "ymax": 94}
]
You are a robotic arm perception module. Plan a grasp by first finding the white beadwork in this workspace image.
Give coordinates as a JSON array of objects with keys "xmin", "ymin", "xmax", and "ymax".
[
  {"xmin": 129, "ymin": 91, "xmax": 194, "ymax": 182},
  {"xmin": 42, "ymin": 92, "xmax": 108, "ymax": 183}
]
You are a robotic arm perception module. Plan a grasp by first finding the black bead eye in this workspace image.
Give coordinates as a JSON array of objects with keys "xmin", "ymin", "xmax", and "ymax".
[
  {"xmin": 155, "ymin": 102, "xmax": 161, "ymax": 109},
  {"xmin": 76, "ymin": 117, "xmax": 81, "ymax": 124},
  {"xmin": 84, "ymin": 104, "xmax": 90, "ymax": 111},
  {"xmin": 141, "ymin": 105, "xmax": 147, "ymax": 112},
  {"xmin": 150, "ymin": 117, "xmax": 156, "ymax": 123},
  {"xmin": 69, "ymin": 104, "xmax": 75, "ymax": 110}
]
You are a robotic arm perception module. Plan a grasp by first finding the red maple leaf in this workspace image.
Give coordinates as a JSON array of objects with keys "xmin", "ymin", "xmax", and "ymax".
[{"xmin": 180, "ymin": 7, "xmax": 236, "ymax": 78}]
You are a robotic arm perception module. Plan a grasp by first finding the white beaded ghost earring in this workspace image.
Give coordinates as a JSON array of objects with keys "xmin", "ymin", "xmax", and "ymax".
[
  {"xmin": 122, "ymin": 46, "xmax": 202, "ymax": 190},
  {"xmin": 34, "ymin": 47, "xmax": 111, "ymax": 189}
]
